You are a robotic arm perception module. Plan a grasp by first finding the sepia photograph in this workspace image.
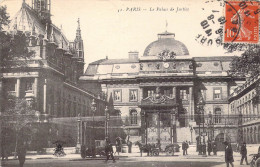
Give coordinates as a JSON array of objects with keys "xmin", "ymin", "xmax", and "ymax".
[{"xmin": 0, "ymin": 0, "xmax": 259, "ymax": 166}]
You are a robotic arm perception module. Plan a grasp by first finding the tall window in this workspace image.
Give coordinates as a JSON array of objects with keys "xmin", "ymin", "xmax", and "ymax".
[
  {"xmin": 214, "ymin": 108, "xmax": 222, "ymax": 124},
  {"xmin": 25, "ymin": 80, "xmax": 33, "ymax": 91},
  {"xmin": 180, "ymin": 89, "xmax": 187, "ymax": 100},
  {"xmin": 147, "ymin": 90, "xmax": 154, "ymax": 97},
  {"xmin": 113, "ymin": 90, "xmax": 122, "ymax": 102},
  {"xmin": 129, "ymin": 89, "xmax": 138, "ymax": 102},
  {"xmin": 130, "ymin": 109, "xmax": 138, "ymax": 125},
  {"xmin": 213, "ymin": 88, "xmax": 222, "ymax": 100}
]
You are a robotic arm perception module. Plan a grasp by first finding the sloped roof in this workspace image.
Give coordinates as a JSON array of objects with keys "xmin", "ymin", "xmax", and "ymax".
[
  {"xmin": 6, "ymin": 2, "xmax": 70, "ymax": 49},
  {"xmin": 8, "ymin": 3, "xmax": 45, "ymax": 35}
]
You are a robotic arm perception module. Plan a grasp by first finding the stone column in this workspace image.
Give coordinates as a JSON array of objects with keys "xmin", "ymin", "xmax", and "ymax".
[
  {"xmin": 43, "ymin": 79, "xmax": 47, "ymax": 113},
  {"xmin": 172, "ymin": 87, "xmax": 176, "ymax": 98},
  {"xmin": 171, "ymin": 108, "xmax": 177, "ymax": 143},
  {"xmin": 189, "ymin": 87, "xmax": 194, "ymax": 120},
  {"xmin": 140, "ymin": 87, "xmax": 143, "ymax": 100},
  {"xmin": 16, "ymin": 78, "xmax": 21, "ymax": 97}
]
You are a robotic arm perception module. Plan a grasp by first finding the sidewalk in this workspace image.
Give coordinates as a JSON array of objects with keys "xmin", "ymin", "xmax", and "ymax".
[{"xmin": 7, "ymin": 144, "xmax": 260, "ymax": 164}]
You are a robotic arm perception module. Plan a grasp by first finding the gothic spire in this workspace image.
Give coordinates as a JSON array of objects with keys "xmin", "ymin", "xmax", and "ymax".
[{"xmin": 76, "ymin": 18, "xmax": 81, "ymax": 40}]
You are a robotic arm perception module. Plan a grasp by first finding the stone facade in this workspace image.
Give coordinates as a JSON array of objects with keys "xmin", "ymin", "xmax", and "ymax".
[{"xmin": 80, "ymin": 32, "xmax": 245, "ymax": 146}]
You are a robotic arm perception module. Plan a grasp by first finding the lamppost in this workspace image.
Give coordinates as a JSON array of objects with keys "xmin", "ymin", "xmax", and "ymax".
[
  {"xmin": 105, "ymin": 106, "xmax": 109, "ymax": 138},
  {"xmin": 91, "ymin": 99, "xmax": 97, "ymax": 157},
  {"xmin": 197, "ymin": 95, "xmax": 206, "ymax": 155},
  {"xmin": 76, "ymin": 114, "xmax": 81, "ymax": 153},
  {"xmin": 190, "ymin": 125, "xmax": 193, "ymax": 144},
  {"xmin": 208, "ymin": 111, "xmax": 214, "ymax": 141}
]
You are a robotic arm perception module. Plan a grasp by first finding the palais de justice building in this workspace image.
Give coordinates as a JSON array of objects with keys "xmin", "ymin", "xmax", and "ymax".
[{"xmin": 80, "ymin": 32, "xmax": 245, "ymax": 149}]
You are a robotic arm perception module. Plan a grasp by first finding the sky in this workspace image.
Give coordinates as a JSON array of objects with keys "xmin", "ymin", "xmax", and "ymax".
[{"xmin": 1, "ymin": 0, "xmax": 242, "ymax": 68}]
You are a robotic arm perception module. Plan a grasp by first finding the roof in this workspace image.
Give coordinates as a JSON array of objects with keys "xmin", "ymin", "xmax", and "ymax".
[
  {"xmin": 89, "ymin": 58, "xmax": 139, "ymax": 65},
  {"xmin": 143, "ymin": 32, "xmax": 189, "ymax": 57},
  {"xmin": 6, "ymin": 2, "xmax": 70, "ymax": 49},
  {"xmin": 7, "ymin": 3, "xmax": 45, "ymax": 35}
]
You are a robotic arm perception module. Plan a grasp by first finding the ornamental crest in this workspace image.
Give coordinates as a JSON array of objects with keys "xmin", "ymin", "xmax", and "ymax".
[{"xmin": 158, "ymin": 49, "xmax": 176, "ymax": 61}]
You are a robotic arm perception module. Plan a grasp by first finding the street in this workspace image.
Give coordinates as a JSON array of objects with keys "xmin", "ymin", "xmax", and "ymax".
[
  {"xmin": 3, "ymin": 158, "xmax": 225, "ymax": 167},
  {"xmin": 3, "ymin": 144, "xmax": 260, "ymax": 167}
]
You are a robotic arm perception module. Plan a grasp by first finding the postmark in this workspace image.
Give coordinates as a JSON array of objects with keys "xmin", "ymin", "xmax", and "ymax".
[
  {"xmin": 224, "ymin": 1, "xmax": 259, "ymax": 43},
  {"xmin": 196, "ymin": 0, "xmax": 259, "ymax": 51}
]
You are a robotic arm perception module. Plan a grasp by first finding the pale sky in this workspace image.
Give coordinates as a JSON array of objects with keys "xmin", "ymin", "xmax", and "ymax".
[{"xmin": 1, "ymin": 0, "xmax": 241, "ymax": 68}]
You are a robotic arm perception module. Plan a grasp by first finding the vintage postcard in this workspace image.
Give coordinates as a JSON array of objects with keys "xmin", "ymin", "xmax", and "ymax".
[{"xmin": 0, "ymin": 0, "xmax": 259, "ymax": 166}]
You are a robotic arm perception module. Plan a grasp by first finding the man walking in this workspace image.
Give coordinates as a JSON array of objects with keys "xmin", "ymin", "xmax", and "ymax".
[
  {"xmin": 105, "ymin": 138, "xmax": 116, "ymax": 163},
  {"xmin": 182, "ymin": 141, "xmax": 186, "ymax": 155},
  {"xmin": 185, "ymin": 140, "xmax": 189, "ymax": 155},
  {"xmin": 207, "ymin": 140, "xmax": 212, "ymax": 156},
  {"xmin": 224, "ymin": 141, "xmax": 234, "ymax": 167},
  {"xmin": 240, "ymin": 142, "xmax": 249, "ymax": 165}
]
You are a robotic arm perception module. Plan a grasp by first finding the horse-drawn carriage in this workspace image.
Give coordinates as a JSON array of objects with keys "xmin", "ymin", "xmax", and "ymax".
[
  {"xmin": 80, "ymin": 145, "xmax": 106, "ymax": 158},
  {"xmin": 135, "ymin": 141, "xmax": 180, "ymax": 156}
]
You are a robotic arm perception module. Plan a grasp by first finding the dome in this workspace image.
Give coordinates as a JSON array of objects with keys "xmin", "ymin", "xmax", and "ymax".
[{"xmin": 143, "ymin": 31, "xmax": 189, "ymax": 58}]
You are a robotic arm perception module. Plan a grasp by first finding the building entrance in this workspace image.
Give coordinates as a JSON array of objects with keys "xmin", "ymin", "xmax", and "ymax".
[{"xmin": 146, "ymin": 112, "xmax": 172, "ymax": 150}]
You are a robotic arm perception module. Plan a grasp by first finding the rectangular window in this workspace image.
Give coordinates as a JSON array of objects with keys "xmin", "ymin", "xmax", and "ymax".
[
  {"xmin": 213, "ymin": 88, "xmax": 222, "ymax": 100},
  {"xmin": 180, "ymin": 89, "xmax": 187, "ymax": 100},
  {"xmin": 129, "ymin": 89, "xmax": 138, "ymax": 102},
  {"xmin": 25, "ymin": 80, "xmax": 33, "ymax": 91},
  {"xmin": 113, "ymin": 90, "xmax": 122, "ymax": 102},
  {"xmin": 147, "ymin": 90, "xmax": 154, "ymax": 97}
]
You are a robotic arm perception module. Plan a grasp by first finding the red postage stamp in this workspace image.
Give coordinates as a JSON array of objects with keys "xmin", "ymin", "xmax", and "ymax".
[{"xmin": 224, "ymin": 1, "xmax": 259, "ymax": 43}]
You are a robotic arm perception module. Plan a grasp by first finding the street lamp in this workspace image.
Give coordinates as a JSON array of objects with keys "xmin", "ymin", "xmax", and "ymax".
[
  {"xmin": 91, "ymin": 99, "xmax": 97, "ymax": 157},
  {"xmin": 208, "ymin": 111, "xmax": 213, "ymax": 141},
  {"xmin": 105, "ymin": 106, "xmax": 109, "ymax": 138},
  {"xmin": 190, "ymin": 125, "xmax": 193, "ymax": 144}
]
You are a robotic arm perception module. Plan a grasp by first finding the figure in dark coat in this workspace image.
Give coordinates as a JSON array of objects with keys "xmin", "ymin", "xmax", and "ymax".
[
  {"xmin": 105, "ymin": 138, "xmax": 115, "ymax": 163},
  {"xmin": 182, "ymin": 141, "xmax": 186, "ymax": 155},
  {"xmin": 224, "ymin": 141, "xmax": 234, "ymax": 167},
  {"xmin": 17, "ymin": 143, "xmax": 26, "ymax": 167},
  {"xmin": 212, "ymin": 140, "xmax": 217, "ymax": 155},
  {"xmin": 185, "ymin": 141, "xmax": 189, "ymax": 155},
  {"xmin": 240, "ymin": 142, "xmax": 249, "ymax": 165},
  {"xmin": 207, "ymin": 140, "xmax": 212, "ymax": 156}
]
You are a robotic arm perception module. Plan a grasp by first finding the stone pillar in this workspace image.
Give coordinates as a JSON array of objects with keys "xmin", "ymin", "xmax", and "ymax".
[
  {"xmin": 43, "ymin": 79, "xmax": 47, "ymax": 113},
  {"xmin": 16, "ymin": 78, "xmax": 21, "ymax": 97},
  {"xmin": 189, "ymin": 87, "xmax": 194, "ymax": 120},
  {"xmin": 172, "ymin": 87, "xmax": 176, "ymax": 98},
  {"xmin": 171, "ymin": 108, "xmax": 177, "ymax": 143},
  {"xmin": 140, "ymin": 87, "xmax": 143, "ymax": 100},
  {"xmin": 34, "ymin": 78, "xmax": 38, "ymax": 98},
  {"xmin": 76, "ymin": 117, "xmax": 81, "ymax": 153}
]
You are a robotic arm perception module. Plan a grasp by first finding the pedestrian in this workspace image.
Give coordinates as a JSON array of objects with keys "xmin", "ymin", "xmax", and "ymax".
[
  {"xmin": 105, "ymin": 138, "xmax": 116, "ymax": 163},
  {"xmin": 240, "ymin": 142, "xmax": 249, "ymax": 165},
  {"xmin": 224, "ymin": 141, "xmax": 234, "ymax": 167},
  {"xmin": 115, "ymin": 137, "xmax": 122, "ymax": 155},
  {"xmin": 185, "ymin": 140, "xmax": 189, "ymax": 155},
  {"xmin": 212, "ymin": 140, "xmax": 217, "ymax": 155},
  {"xmin": 182, "ymin": 141, "xmax": 186, "ymax": 155},
  {"xmin": 207, "ymin": 140, "xmax": 212, "ymax": 156},
  {"xmin": 127, "ymin": 141, "xmax": 132, "ymax": 153},
  {"xmin": 17, "ymin": 142, "xmax": 27, "ymax": 167}
]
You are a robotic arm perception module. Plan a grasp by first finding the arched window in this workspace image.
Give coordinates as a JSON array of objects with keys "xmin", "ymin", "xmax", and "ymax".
[
  {"xmin": 130, "ymin": 109, "xmax": 138, "ymax": 125},
  {"xmin": 214, "ymin": 108, "xmax": 222, "ymax": 124}
]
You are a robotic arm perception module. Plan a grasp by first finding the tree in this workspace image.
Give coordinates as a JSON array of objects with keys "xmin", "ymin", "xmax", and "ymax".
[
  {"xmin": 229, "ymin": 45, "xmax": 260, "ymax": 77},
  {"xmin": 0, "ymin": 5, "xmax": 35, "ymax": 161},
  {"xmin": 2, "ymin": 96, "xmax": 37, "ymax": 158}
]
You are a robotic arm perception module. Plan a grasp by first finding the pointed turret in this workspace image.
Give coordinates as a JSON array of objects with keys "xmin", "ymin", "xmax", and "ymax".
[{"xmin": 74, "ymin": 18, "xmax": 84, "ymax": 61}]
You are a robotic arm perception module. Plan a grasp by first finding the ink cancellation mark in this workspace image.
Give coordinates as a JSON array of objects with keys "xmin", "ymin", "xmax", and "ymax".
[{"xmin": 224, "ymin": 1, "xmax": 259, "ymax": 43}]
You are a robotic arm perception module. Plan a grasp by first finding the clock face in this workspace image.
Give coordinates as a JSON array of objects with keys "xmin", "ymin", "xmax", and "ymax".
[{"xmin": 163, "ymin": 62, "xmax": 169, "ymax": 69}]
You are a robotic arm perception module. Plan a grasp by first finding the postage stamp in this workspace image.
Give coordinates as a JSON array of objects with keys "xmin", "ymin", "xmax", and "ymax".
[{"xmin": 224, "ymin": 1, "xmax": 259, "ymax": 43}]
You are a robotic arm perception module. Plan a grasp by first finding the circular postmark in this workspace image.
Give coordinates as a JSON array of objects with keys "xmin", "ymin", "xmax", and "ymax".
[{"xmin": 196, "ymin": 0, "xmax": 259, "ymax": 50}]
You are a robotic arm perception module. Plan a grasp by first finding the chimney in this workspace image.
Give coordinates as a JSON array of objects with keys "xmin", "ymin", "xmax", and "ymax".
[{"xmin": 128, "ymin": 51, "xmax": 138, "ymax": 60}]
